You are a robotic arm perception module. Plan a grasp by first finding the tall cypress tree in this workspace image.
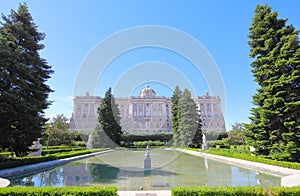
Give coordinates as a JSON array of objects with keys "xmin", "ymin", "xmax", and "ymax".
[
  {"xmin": 0, "ymin": 4, "xmax": 53, "ymax": 155},
  {"xmin": 177, "ymin": 89, "xmax": 198, "ymax": 147},
  {"xmin": 246, "ymin": 4, "xmax": 300, "ymax": 161},
  {"xmin": 189, "ymin": 115, "xmax": 203, "ymax": 148},
  {"xmin": 94, "ymin": 87, "xmax": 122, "ymax": 146},
  {"xmin": 171, "ymin": 86, "xmax": 182, "ymax": 146}
]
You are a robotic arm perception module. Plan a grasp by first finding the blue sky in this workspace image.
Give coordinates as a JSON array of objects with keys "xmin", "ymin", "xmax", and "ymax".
[{"xmin": 1, "ymin": 1, "xmax": 300, "ymax": 130}]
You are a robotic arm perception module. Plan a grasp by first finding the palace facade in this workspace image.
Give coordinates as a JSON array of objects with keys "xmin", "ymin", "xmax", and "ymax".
[{"xmin": 69, "ymin": 84, "xmax": 226, "ymax": 132}]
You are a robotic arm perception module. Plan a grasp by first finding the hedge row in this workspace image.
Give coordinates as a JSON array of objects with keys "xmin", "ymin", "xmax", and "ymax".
[
  {"xmin": 0, "ymin": 186, "xmax": 117, "ymax": 196},
  {"xmin": 0, "ymin": 152, "xmax": 12, "ymax": 161},
  {"xmin": 186, "ymin": 148, "xmax": 300, "ymax": 170},
  {"xmin": 2, "ymin": 186, "xmax": 300, "ymax": 195},
  {"xmin": 121, "ymin": 133, "xmax": 172, "ymax": 142},
  {"xmin": 172, "ymin": 186, "xmax": 300, "ymax": 196},
  {"xmin": 41, "ymin": 147, "xmax": 86, "ymax": 156},
  {"xmin": 0, "ymin": 149, "xmax": 106, "ymax": 170},
  {"xmin": 206, "ymin": 148, "xmax": 300, "ymax": 170}
]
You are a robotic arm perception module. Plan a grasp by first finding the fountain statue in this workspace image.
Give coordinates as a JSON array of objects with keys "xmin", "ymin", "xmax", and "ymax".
[
  {"xmin": 144, "ymin": 145, "xmax": 151, "ymax": 171},
  {"xmin": 201, "ymin": 134, "xmax": 208, "ymax": 150},
  {"xmin": 28, "ymin": 139, "xmax": 42, "ymax": 156},
  {"xmin": 86, "ymin": 133, "xmax": 93, "ymax": 149}
]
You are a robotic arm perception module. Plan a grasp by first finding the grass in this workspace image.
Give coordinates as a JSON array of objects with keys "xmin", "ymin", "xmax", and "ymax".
[
  {"xmin": 187, "ymin": 147, "xmax": 300, "ymax": 170},
  {"xmin": 0, "ymin": 147, "xmax": 109, "ymax": 170}
]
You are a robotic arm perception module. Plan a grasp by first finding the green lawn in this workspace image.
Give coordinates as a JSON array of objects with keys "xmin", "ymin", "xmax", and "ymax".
[{"xmin": 187, "ymin": 147, "xmax": 300, "ymax": 170}]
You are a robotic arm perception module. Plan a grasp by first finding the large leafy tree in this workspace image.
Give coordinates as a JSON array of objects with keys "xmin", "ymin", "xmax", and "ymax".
[
  {"xmin": 93, "ymin": 87, "xmax": 122, "ymax": 147},
  {"xmin": 171, "ymin": 86, "xmax": 182, "ymax": 146},
  {"xmin": 45, "ymin": 114, "xmax": 79, "ymax": 147},
  {"xmin": 177, "ymin": 89, "xmax": 199, "ymax": 147},
  {"xmin": 245, "ymin": 4, "xmax": 300, "ymax": 161},
  {"xmin": 0, "ymin": 4, "xmax": 53, "ymax": 155}
]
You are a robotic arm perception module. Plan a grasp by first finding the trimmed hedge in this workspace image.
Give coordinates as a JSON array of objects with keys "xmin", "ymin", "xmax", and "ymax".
[
  {"xmin": 121, "ymin": 133, "xmax": 172, "ymax": 142},
  {"xmin": 133, "ymin": 141, "xmax": 165, "ymax": 147},
  {"xmin": 0, "ymin": 149, "xmax": 107, "ymax": 170},
  {"xmin": 41, "ymin": 147, "xmax": 86, "ymax": 156},
  {"xmin": 0, "ymin": 186, "xmax": 117, "ymax": 196},
  {"xmin": 187, "ymin": 148, "xmax": 300, "ymax": 170},
  {"xmin": 172, "ymin": 186, "xmax": 300, "ymax": 196}
]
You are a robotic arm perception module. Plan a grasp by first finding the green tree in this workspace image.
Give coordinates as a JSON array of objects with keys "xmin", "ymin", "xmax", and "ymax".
[
  {"xmin": 189, "ymin": 117, "xmax": 203, "ymax": 148},
  {"xmin": 245, "ymin": 4, "xmax": 300, "ymax": 161},
  {"xmin": 94, "ymin": 87, "xmax": 122, "ymax": 147},
  {"xmin": 0, "ymin": 4, "xmax": 53, "ymax": 156},
  {"xmin": 224, "ymin": 122, "xmax": 244, "ymax": 146},
  {"xmin": 171, "ymin": 86, "xmax": 182, "ymax": 146},
  {"xmin": 45, "ymin": 114, "xmax": 79, "ymax": 147},
  {"xmin": 177, "ymin": 89, "xmax": 198, "ymax": 147}
]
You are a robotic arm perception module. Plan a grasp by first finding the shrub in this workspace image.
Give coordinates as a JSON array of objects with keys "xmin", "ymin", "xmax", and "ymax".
[
  {"xmin": 133, "ymin": 141, "xmax": 165, "ymax": 147},
  {"xmin": 121, "ymin": 133, "xmax": 172, "ymax": 142},
  {"xmin": 188, "ymin": 148, "xmax": 300, "ymax": 170},
  {"xmin": 172, "ymin": 186, "xmax": 300, "ymax": 196},
  {"xmin": 0, "ymin": 186, "xmax": 117, "ymax": 196},
  {"xmin": 41, "ymin": 147, "xmax": 86, "ymax": 156},
  {"xmin": 0, "ymin": 149, "xmax": 107, "ymax": 170},
  {"xmin": 172, "ymin": 186, "xmax": 264, "ymax": 196},
  {"xmin": 0, "ymin": 152, "xmax": 12, "ymax": 161}
]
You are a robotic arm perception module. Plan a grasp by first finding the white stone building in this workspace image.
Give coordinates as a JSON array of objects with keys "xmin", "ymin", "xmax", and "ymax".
[{"xmin": 69, "ymin": 84, "xmax": 226, "ymax": 132}]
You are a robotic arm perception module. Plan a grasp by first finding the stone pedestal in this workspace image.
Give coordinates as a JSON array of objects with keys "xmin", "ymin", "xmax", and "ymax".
[
  {"xmin": 202, "ymin": 144, "xmax": 208, "ymax": 150},
  {"xmin": 144, "ymin": 145, "xmax": 151, "ymax": 175}
]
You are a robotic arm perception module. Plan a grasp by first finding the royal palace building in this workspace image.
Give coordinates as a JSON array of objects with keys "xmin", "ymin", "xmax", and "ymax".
[{"xmin": 69, "ymin": 84, "xmax": 226, "ymax": 132}]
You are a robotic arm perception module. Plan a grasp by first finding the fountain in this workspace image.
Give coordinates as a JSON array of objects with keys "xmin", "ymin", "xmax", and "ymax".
[{"xmin": 202, "ymin": 134, "xmax": 208, "ymax": 150}]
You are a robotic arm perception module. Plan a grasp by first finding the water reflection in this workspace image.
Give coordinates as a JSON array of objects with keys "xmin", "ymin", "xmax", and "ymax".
[{"xmin": 9, "ymin": 149, "xmax": 281, "ymax": 190}]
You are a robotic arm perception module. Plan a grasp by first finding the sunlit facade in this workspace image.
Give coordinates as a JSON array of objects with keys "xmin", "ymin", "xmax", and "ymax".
[{"xmin": 69, "ymin": 84, "xmax": 226, "ymax": 132}]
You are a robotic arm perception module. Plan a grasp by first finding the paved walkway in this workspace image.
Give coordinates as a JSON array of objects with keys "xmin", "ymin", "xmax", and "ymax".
[{"xmin": 177, "ymin": 148, "xmax": 300, "ymax": 187}]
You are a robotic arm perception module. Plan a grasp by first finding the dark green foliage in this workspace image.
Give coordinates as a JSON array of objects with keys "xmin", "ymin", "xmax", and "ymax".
[
  {"xmin": 120, "ymin": 132, "xmax": 172, "ymax": 147},
  {"xmin": 121, "ymin": 132, "xmax": 172, "ymax": 142},
  {"xmin": 245, "ymin": 4, "xmax": 300, "ymax": 161},
  {"xmin": 0, "ymin": 148, "xmax": 107, "ymax": 170},
  {"xmin": 90, "ymin": 163, "xmax": 120, "ymax": 183},
  {"xmin": 41, "ymin": 147, "xmax": 85, "ymax": 156},
  {"xmin": 92, "ymin": 125, "xmax": 116, "ymax": 148},
  {"xmin": 0, "ymin": 186, "xmax": 117, "ymax": 196},
  {"xmin": 132, "ymin": 140, "xmax": 165, "ymax": 147},
  {"xmin": 222, "ymin": 123, "xmax": 245, "ymax": 146},
  {"xmin": 172, "ymin": 186, "xmax": 300, "ymax": 196},
  {"xmin": 189, "ymin": 117, "xmax": 203, "ymax": 148},
  {"xmin": 171, "ymin": 86, "xmax": 182, "ymax": 146},
  {"xmin": 172, "ymin": 186, "xmax": 264, "ymax": 196},
  {"xmin": 177, "ymin": 89, "xmax": 199, "ymax": 147},
  {"xmin": 93, "ymin": 88, "xmax": 122, "ymax": 147},
  {"xmin": 44, "ymin": 114, "xmax": 80, "ymax": 147},
  {"xmin": 0, "ymin": 4, "xmax": 53, "ymax": 156},
  {"xmin": 187, "ymin": 148, "xmax": 300, "ymax": 170},
  {"xmin": 205, "ymin": 130, "xmax": 228, "ymax": 140}
]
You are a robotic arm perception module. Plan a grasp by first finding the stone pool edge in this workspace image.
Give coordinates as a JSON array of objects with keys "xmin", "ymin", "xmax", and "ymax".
[
  {"xmin": 0, "ymin": 149, "xmax": 115, "ymax": 179},
  {"xmin": 177, "ymin": 148, "xmax": 300, "ymax": 187}
]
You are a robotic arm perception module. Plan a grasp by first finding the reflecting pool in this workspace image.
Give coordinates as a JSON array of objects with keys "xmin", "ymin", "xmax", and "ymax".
[{"xmin": 10, "ymin": 149, "xmax": 281, "ymax": 190}]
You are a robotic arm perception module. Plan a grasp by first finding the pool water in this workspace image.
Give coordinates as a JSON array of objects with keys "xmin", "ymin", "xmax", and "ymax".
[{"xmin": 9, "ymin": 149, "xmax": 281, "ymax": 190}]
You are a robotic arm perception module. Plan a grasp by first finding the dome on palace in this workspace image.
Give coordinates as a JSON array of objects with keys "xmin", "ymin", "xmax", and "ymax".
[{"xmin": 139, "ymin": 83, "xmax": 156, "ymax": 98}]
